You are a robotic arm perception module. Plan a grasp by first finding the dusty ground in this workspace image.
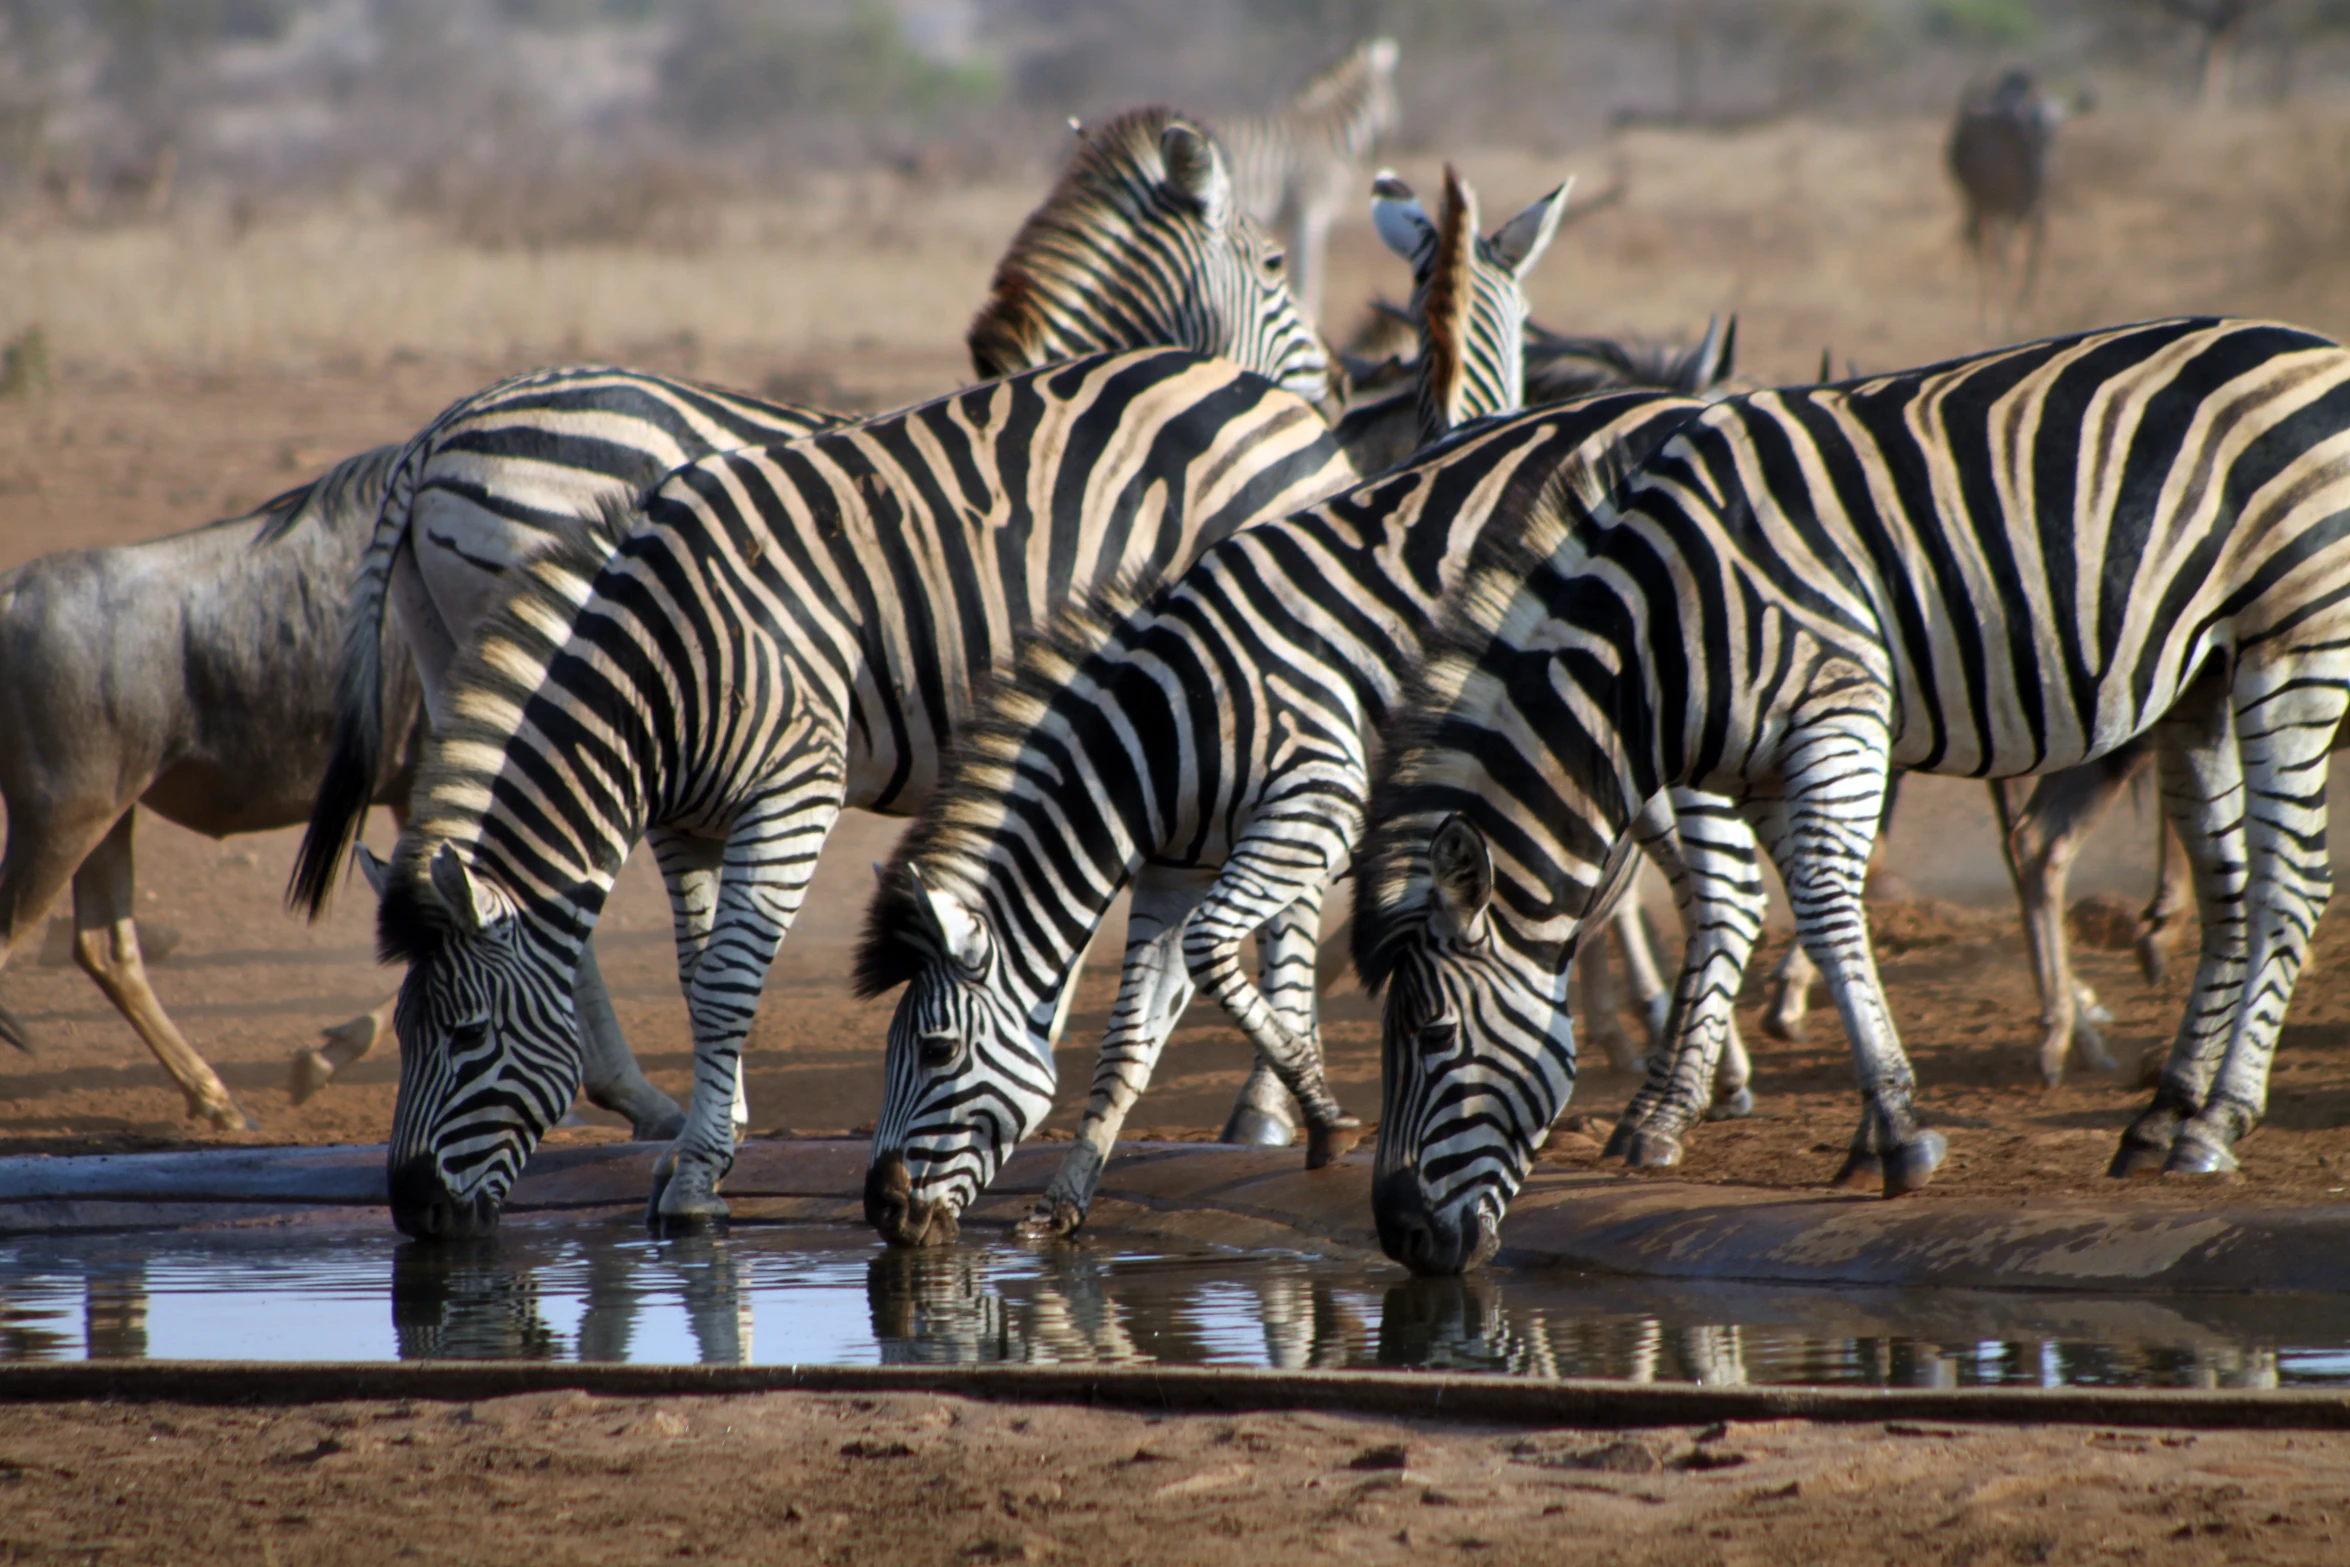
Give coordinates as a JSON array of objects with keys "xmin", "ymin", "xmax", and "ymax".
[{"xmin": 2, "ymin": 1390, "xmax": 2348, "ymax": 1565}]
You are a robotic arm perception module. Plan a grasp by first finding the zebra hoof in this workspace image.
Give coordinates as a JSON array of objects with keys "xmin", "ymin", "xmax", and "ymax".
[
  {"xmin": 1829, "ymin": 1150, "xmax": 1882, "ymax": 1190},
  {"xmin": 1880, "ymin": 1130, "xmax": 1947, "ymax": 1197},
  {"xmin": 1705, "ymin": 1087, "xmax": 1756, "ymax": 1122},
  {"xmin": 1219, "ymin": 1106, "xmax": 1296, "ymax": 1148},
  {"xmin": 647, "ymin": 1150, "xmax": 731, "ymax": 1233},
  {"xmin": 1761, "ymin": 1011, "xmax": 1806, "ymax": 1045},
  {"xmin": 1621, "ymin": 1130, "xmax": 1684, "ymax": 1169},
  {"xmin": 1600, "ymin": 1119, "xmax": 1637, "ymax": 1159},
  {"xmin": 2106, "ymin": 1136, "xmax": 2172, "ymax": 1179},
  {"xmin": 1305, "ymin": 1115, "xmax": 1364, "ymax": 1171},
  {"xmin": 2161, "ymin": 1128, "xmax": 2241, "ymax": 1177},
  {"xmin": 196, "ymin": 1098, "xmax": 257, "ymax": 1133},
  {"xmin": 1013, "ymin": 1198, "xmax": 1085, "ymax": 1242}
]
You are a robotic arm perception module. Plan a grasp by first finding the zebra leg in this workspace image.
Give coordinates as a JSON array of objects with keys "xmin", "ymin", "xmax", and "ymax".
[
  {"xmin": 573, "ymin": 941, "xmax": 687, "ymax": 1141},
  {"xmin": 1993, "ymin": 752, "xmax": 2140, "ymax": 1086},
  {"xmin": 1607, "ymin": 791, "xmax": 1769, "ymax": 1164},
  {"xmin": 1581, "ymin": 916, "xmax": 1642, "ymax": 1073},
  {"xmin": 2162, "ymin": 659, "xmax": 2346, "ymax": 1176},
  {"xmin": 1218, "ymin": 899, "xmax": 1323, "ymax": 1147},
  {"xmin": 1615, "ymin": 903, "xmax": 1673, "ymax": 1053},
  {"xmin": 2111, "ymin": 668, "xmax": 2248, "ymax": 1177},
  {"xmin": 1182, "ymin": 838, "xmax": 1360, "ymax": 1169},
  {"xmin": 1021, "ymin": 866, "xmax": 1212, "ymax": 1239},
  {"xmin": 1750, "ymin": 688, "xmax": 1943, "ymax": 1198},
  {"xmin": 649, "ymin": 771, "xmax": 844, "ymax": 1230}
]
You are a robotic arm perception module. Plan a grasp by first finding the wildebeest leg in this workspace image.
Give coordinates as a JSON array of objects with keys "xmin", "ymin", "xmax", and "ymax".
[
  {"xmin": 0, "ymin": 794, "xmax": 123, "ymax": 1054},
  {"xmin": 1993, "ymin": 752, "xmax": 2140, "ymax": 1085},
  {"xmin": 2139, "ymin": 815, "xmax": 2191, "ymax": 986},
  {"xmin": 70, "ymin": 812, "xmax": 252, "ymax": 1129}
]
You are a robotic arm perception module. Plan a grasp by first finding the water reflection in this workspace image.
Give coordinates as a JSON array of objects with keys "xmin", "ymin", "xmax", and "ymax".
[{"xmin": 0, "ymin": 1225, "xmax": 2328, "ymax": 1388}]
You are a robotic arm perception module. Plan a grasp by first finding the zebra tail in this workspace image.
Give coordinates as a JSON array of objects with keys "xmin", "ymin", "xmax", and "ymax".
[{"xmin": 287, "ymin": 440, "xmax": 422, "ymax": 921}]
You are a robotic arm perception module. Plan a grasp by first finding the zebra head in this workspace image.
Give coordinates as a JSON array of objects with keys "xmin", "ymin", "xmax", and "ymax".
[
  {"xmin": 860, "ymin": 865, "xmax": 1061, "ymax": 1248},
  {"xmin": 1371, "ymin": 164, "xmax": 1568, "ymax": 441},
  {"xmin": 1356, "ymin": 813, "xmax": 1579, "ymax": 1276},
  {"xmin": 967, "ymin": 108, "xmax": 1336, "ymax": 415},
  {"xmin": 370, "ymin": 842, "xmax": 583, "ymax": 1242}
]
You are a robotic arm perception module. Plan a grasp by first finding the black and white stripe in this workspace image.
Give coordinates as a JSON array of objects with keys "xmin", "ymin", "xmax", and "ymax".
[
  {"xmin": 1215, "ymin": 38, "xmax": 1401, "ymax": 323},
  {"xmin": 370, "ymin": 348, "xmax": 1353, "ymax": 1240},
  {"xmin": 850, "ymin": 169, "xmax": 1733, "ymax": 1245},
  {"xmin": 1357, "ymin": 316, "xmax": 2350, "ymax": 1274}
]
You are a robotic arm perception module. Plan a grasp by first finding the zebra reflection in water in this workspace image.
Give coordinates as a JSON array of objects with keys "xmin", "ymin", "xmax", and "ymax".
[{"xmin": 388, "ymin": 1233, "xmax": 751, "ymax": 1365}]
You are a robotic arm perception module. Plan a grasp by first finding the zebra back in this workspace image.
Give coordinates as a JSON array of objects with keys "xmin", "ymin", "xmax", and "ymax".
[
  {"xmin": 966, "ymin": 108, "xmax": 1333, "ymax": 411},
  {"xmin": 291, "ymin": 368, "xmax": 839, "ymax": 917}
]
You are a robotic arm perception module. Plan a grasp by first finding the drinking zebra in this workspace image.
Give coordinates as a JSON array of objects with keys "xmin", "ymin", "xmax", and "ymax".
[
  {"xmin": 1356, "ymin": 317, "xmax": 2350, "ymax": 1274},
  {"xmin": 292, "ymin": 108, "xmax": 1337, "ymax": 1133},
  {"xmin": 368, "ymin": 347, "xmax": 1353, "ymax": 1240},
  {"xmin": 853, "ymin": 168, "xmax": 1736, "ymax": 1246},
  {"xmin": 1216, "ymin": 38, "xmax": 1402, "ymax": 325}
]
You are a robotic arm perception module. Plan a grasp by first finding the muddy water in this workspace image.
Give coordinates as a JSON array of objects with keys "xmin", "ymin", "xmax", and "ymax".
[{"xmin": 2, "ymin": 1222, "xmax": 2341, "ymax": 1388}]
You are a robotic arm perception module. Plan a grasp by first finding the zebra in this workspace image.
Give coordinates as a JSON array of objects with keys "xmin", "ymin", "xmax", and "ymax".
[
  {"xmin": 1216, "ymin": 38, "xmax": 1402, "ymax": 326},
  {"xmin": 852, "ymin": 167, "xmax": 1739, "ymax": 1247},
  {"xmin": 291, "ymin": 107, "xmax": 1337, "ymax": 1132},
  {"xmin": 1354, "ymin": 316, "xmax": 2350, "ymax": 1274},
  {"xmin": 1948, "ymin": 69, "xmax": 2068, "ymax": 324},
  {"xmin": 0, "ymin": 448, "xmax": 422, "ymax": 1131},
  {"xmin": 366, "ymin": 346, "xmax": 1354, "ymax": 1241}
]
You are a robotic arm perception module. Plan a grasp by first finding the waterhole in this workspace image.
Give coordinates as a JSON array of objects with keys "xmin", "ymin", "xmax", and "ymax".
[{"xmin": 2, "ymin": 1222, "xmax": 2341, "ymax": 1387}]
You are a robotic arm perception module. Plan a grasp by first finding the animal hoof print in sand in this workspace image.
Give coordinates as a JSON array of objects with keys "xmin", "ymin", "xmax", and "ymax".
[{"xmin": 1880, "ymin": 1130, "xmax": 1947, "ymax": 1197}]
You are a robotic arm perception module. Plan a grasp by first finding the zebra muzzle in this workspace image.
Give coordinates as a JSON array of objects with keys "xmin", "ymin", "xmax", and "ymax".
[
  {"xmin": 1371, "ymin": 1166, "xmax": 1500, "ymax": 1276},
  {"xmin": 388, "ymin": 1153, "xmax": 503, "ymax": 1242}
]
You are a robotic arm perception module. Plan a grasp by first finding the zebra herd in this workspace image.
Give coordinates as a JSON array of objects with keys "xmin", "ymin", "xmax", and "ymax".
[{"xmin": 3, "ymin": 44, "xmax": 2344, "ymax": 1280}]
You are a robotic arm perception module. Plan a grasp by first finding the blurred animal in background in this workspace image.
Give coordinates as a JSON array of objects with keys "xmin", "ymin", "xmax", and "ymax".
[
  {"xmin": 0, "ymin": 450, "xmax": 421, "ymax": 1131},
  {"xmin": 1946, "ymin": 69, "xmax": 2076, "ymax": 328},
  {"xmin": 1216, "ymin": 37, "xmax": 1401, "ymax": 325}
]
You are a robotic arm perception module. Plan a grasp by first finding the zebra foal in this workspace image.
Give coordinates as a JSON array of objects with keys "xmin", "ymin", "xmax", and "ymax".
[
  {"xmin": 368, "ymin": 348, "xmax": 1352, "ymax": 1240},
  {"xmin": 1358, "ymin": 317, "xmax": 2350, "ymax": 1274},
  {"xmin": 852, "ymin": 168, "xmax": 1744, "ymax": 1246}
]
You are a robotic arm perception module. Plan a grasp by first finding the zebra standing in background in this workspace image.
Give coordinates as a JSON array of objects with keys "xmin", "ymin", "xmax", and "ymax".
[
  {"xmin": 1216, "ymin": 38, "xmax": 1401, "ymax": 325},
  {"xmin": 291, "ymin": 108, "xmax": 1337, "ymax": 1134},
  {"xmin": 853, "ymin": 169, "xmax": 1743, "ymax": 1247},
  {"xmin": 1356, "ymin": 317, "xmax": 2350, "ymax": 1275},
  {"xmin": 1948, "ymin": 69, "xmax": 2069, "ymax": 324},
  {"xmin": 370, "ymin": 347, "xmax": 1353, "ymax": 1241}
]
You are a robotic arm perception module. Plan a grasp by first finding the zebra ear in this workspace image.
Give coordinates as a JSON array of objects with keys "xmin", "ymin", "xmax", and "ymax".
[
  {"xmin": 1160, "ymin": 121, "xmax": 1232, "ymax": 230},
  {"xmin": 1427, "ymin": 814, "xmax": 1494, "ymax": 943},
  {"xmin": 907, "ymin": 863, "xmax": 990, "ymax": 974},
  {"xmin": 1371, "ymin": 170, "xmax": 1433, "ymax": 267},
  {"xmin": 352, "ymin": 845, "xmax": 391, "ymax": 901},
  {"xmin": 1490, "ymin": 175, "xmax": 1572, "ymax": 279},
  {"xmin": 428, "ymin": 845, "xmax": 501, "ymax": 937}
]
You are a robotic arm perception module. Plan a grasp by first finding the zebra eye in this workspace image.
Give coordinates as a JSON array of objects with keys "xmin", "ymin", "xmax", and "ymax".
[
  {"xmin": 1418, "ymin": 1017, "xmax": 1460, "ymax": 1059},
  {"xmin": 917, "ymin": 1032, "xmax": 965, "ymax": 1072},
  {"xmin": 448, "ymin": 1020, "xmax": 490, "ymax": 1052},
  {"xmin": 1263, "ymin": 248, "xmax": 1286, "ymax": 275}
]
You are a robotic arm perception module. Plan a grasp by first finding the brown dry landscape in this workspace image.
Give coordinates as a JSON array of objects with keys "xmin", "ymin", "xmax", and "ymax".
[{"xmin": 6, "ymin": 107, "xmax": 2350, "ymax": 1561}]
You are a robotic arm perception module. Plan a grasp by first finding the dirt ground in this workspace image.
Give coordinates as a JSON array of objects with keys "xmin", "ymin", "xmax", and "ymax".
[{"xmin": 0, "ymin": 1390, "xmax": 2345, "ymax": 1566}]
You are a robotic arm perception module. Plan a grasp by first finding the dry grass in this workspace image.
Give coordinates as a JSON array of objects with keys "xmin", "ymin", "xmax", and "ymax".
[{"xmin": 2, "ymin": 107, "xmax": 2349, "ymax": 398}]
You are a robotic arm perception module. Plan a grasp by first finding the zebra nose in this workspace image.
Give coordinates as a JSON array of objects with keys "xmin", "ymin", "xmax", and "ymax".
[
  {"xmin": 389, "ymin": 1154, "xmax": 501, "ymax": 1242},
  {"xmin": 864, "ymin": 1152, "xmax": 958, "ymax": 1249},
  {"xmin": 1372, "ymin": 1166, "xmax": 1475, "ymax": 1277}
]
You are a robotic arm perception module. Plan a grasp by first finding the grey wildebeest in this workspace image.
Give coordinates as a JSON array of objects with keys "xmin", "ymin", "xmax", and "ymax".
[
  {"xmin": 0, "ymin": 451, "xmax": 423, "ymax": 1128},
  {"xmin": 1947, "ymin": 68, "xmax": 2074, "ymax": 325}
]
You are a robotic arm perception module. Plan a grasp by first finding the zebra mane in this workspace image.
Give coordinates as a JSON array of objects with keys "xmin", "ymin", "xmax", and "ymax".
[
  {"xmin": 1416, "ymin": 165, "xmax": 1479, "ymax": 439},
  {"xmin": 967, "ymin": 107, "xmax": 1224, "ymax": 380},
  {"xmin": 853, "ymin": 571, "xmax": 1168, "ymax": 998},
  {"xmin": 1351, "ymin": 448, "xmax": 1638, "ymax": 992},
  {"xmin": 380, "ymin": 527, "xmax": 616, "ymax": 959},
  {"xmin": 246, "ymin": 443, "xmax": 405, "ymax": 548}
]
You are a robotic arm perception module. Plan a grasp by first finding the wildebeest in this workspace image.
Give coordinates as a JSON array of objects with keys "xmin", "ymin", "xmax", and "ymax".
[
  {"xmin": 1947, "ymin": 68, "xmax": 2072, "ymax": 323},
  {"xmin": 0, "ymin": 452, "xmax": 425, "ymax": 1128}
]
